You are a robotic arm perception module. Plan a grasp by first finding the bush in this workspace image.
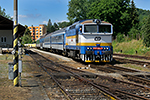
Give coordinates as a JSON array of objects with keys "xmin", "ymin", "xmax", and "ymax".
[
  {"xmin": 128, "ymin": 27, "xmax": 139, "ymax": 39},
  {"xmin": 116, "ymin": 33, "xmax": 125, "ymax": 42}
]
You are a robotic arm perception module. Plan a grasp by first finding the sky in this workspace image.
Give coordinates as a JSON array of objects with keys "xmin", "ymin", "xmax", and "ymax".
[{"xmin": 0, "ymin": 0, "xmax": 150, "ymax": 26}]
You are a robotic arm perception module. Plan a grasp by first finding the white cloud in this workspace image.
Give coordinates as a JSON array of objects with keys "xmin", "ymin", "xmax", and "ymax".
[
  {"xmin": 42, "ymin": 21, "xmax": 48, "ymax": 24},
  {"xmin": 19, "ymin": 15, "xmax": 27, "ymax": 18},
  {"xmin": 54, "ymin": 20, "xmax": 69, "ymax": 23}
]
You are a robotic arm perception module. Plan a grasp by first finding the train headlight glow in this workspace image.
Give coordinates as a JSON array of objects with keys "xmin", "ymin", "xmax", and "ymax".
[
  {"xmin": 107, "ymin": 47, "xmax": 109, "ymax": 50},
  {"xmin": 104, "ymin": 47, "xmax": 106, "ymax": 50},
  {"xmin": 90, "ymin": 47, "xmax": 92, "ymax": 50},
  {"xmin": 87, "ymin": 47, "xmax": 90, "ymax": 50}
]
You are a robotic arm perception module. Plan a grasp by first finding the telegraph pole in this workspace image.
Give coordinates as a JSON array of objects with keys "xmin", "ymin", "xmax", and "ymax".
[{"xmin": 13, "ymin": 0, "xmax": 19, "ymax": 87}]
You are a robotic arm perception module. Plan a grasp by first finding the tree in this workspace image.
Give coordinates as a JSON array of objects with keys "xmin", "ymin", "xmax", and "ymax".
[
  {"xmin": 21, "ymin": 25, "xmax": 32, "ymax": 44},
  {"xmin": 67, "ymin": 0, "xmax": 89, "ymax": 22},
  {"xmin": 24, "ymin": 25, "xmax": 31, "ymax": 35},
  {"xmin": 141, "ymin": 15, "xmax": 150, "ymax": 47},
  {"xmin": 47, "ymin": 19, "xmax": 52, "ymax": 33},
  {"xmin": 58, "ymin": 21, "xmax": 70, "ymax": 28},
  {"xmin": 130, "ymin": 0, "xmax": 139, "ymax": 27},
  {"xmin": 0, "ymin": 6, "xmax": 12, "ymax": 20},
  {"xmin": 87, "ymin": 0, "xmax": 131, "ymax": 36},
  {"xmin": 50, "ymin": 26, "xmax": 56, "ymax": 32},
  {"xmin": 22, "ymin": 34, "xmax": 32, "ymax": 44}
]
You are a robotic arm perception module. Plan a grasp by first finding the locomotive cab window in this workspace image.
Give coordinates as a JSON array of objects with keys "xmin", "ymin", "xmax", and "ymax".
[
  {"xmin": 84, "ymin": 24, "xmax": 97, "ymax": 33},
  {"xmin": 99, "ymin": 25, "xmax": 111, "ymax": 33}
]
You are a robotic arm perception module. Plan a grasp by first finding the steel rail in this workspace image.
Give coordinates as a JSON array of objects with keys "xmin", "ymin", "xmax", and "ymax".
[
  {"xmin": 123, "ymin": 74, "xmax": 150, "ymax": 85},
  {"xmin": 34, "ymin": 50, "xmax": 121, "ymax": 100},
  {"xmin": 28, "ymin": 51, "xmax": 74, "ymax": 100},
  {"xmin": 113, "ymin": 53, "xmax": 150, "ymax": 60},
  {"xmin": 114, "ymin": 57, "xmax": 150, "ymax": 65},
  {"xmin": 29, "ymin": 50, "xmax": 150, "ymax": 100}
]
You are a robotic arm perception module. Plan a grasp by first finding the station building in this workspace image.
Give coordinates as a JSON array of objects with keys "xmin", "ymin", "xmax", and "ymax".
[
  {"xmin": 0, "ymin": 15, "xmax": 25, "ymax": 49},
  {"xmin": 28, "ymin": 24, "xmax": 47, "ymax": 41}
]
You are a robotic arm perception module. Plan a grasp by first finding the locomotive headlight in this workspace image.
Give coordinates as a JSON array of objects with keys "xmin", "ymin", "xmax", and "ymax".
[
  {"xmin": 90, "ymin": 47, "xmax": 93, "ymax": 50},
  {"xmin": 104, "ymin": 47, "xmax": 106, "ymax": 50},
  {"xmin": 87, "ymin": 47, "xmax": 90, "ymax": 50},
  {"xmin": 107, "ymin": 47, "xmax": 109, "ymax": 50}
]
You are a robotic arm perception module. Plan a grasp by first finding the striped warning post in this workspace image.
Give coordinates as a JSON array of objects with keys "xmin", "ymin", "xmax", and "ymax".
[{"xmin": 13, "ymin": 21, "xmax": 19, "ymax": 86}]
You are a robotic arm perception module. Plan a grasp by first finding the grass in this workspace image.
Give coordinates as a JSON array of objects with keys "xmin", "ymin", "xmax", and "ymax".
[{"xmin": 112, "ymin": 39, "xmax": 150, "ymax": 56}]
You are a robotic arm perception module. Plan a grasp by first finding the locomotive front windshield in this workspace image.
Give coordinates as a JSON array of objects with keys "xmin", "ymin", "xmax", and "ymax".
[
  {"xmin": 84, "ymin": 24, "xmax": 111, "ymax": 33},
  {"xmin": 84, "ymin": 25, "xmax": 97, "ymax": 33}
]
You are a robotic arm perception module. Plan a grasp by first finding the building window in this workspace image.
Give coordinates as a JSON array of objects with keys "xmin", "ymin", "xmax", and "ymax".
[
  {"xmin": 40, "ymin": 33, "xmax": 42, "ymax": 35},
  {"xmin": 36, "ymin": 33, "xmax": 38, "ymax": 35},
  {"xmin": 36, "ymin": 36, "xmax": 38, "ymax": 38},
  {"xmin": 1, "ymin": 37, "xmax": 6, "ymax": 43},
  {"xmin": 33, "ymin": 33, "xmax": 35, "ymax": 35},
  {"xmin": 36, "ymin": 28, "xmax": 38, "ymax": 29}
]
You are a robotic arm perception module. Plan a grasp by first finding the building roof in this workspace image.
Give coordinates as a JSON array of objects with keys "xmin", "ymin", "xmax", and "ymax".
[
  {"xmin": 0, "ymin": 15, "xmax": 26, "ymax": 37},
  {"xmin": 0, "ymin": 15, "xmax": 13, "ymax": 30}
]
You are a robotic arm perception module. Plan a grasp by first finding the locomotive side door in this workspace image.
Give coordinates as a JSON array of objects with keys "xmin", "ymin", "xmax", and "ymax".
[{"xmin": 76, "ymin": 27, "xmax": 78, "ymax": 45}]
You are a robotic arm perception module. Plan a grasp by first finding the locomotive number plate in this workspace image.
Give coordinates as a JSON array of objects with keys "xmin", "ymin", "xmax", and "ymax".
[{"xmin": 94, "ymin": 37, "xmax": 101, "ymax": 41}]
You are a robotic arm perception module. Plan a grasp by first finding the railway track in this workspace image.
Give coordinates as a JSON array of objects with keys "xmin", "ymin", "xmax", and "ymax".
[
  {"xmin": 113, "ymin": 53, "xmax": 150, "ymax": 60},
  {"xmin": 113, "ymin": 53, "xmax": 150, "ymax": 68},
  {"xmin": 91, "ymin": 64, "xmax": 150, "ymax": 86},
  {"xmin": 26, "ymin": 49, "xmax": 150, "ymax": 100}
]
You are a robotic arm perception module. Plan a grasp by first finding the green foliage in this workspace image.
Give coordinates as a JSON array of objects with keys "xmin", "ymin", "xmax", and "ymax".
[
  {"xmin": 113, "ymin": 39, "xmax": 150, "ymax": 56},
  {"xmin": 67, "ymin": 0, "xmax": 142, "ymax": 37},
  {"xmin": 58, "ymin": 21, "xmax": 70, "ymax": 28},
  {"xmin": 24, "ymin": 25, "xmax": 31, "ymax": 35},
  {"xmin": 47, "ymin": 19, "xmax": 52, "ymax": 33},
  {"xmin": 128, "ymin": 23, "xmax": 140, "ymax": 40},
  {"xmin": 21, "ymin": 25, "xmax": 32, "ymax": 44},
  {"xmin": 67, "ymin": 0, "xmax": 89, "ymax": 22},
  {"xmin": 116, "ymin": 33, "xmax": 125, "ymax": 43},
  {"xmin": 87, "ymin": 0, "xmax": 132, "ymax": 36},
  {"xmin": 137, "ymin": 8, "xmax": 150, "ymax": 22},
  {"xmin": 130, "ymin": 0, "xmax": 139, "ymax": 26},
  {"xmin": 22, "ymin": 34, "xmax": 32, "ymax": 44},
  {"xmin": 141, "ymin": 15, "xmax": 150, "ymax": 47},
  {"xmin": 0, "ymin": 6, "xmax": 12, "ymax": 20},
  {"xmin": 50, "ymin": 26, "xmax": 56, "ymax": 32}
]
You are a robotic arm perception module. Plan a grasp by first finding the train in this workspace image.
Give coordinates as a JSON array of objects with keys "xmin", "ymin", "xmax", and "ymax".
[{"xmin": 36, "ymin": 19, "xmax": 113, "ymax": 63}]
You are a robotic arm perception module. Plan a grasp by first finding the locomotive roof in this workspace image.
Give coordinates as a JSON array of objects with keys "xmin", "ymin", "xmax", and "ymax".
[{"xmin": 72, "ymin": 19, "xmax": 111, "ymax": 25}]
